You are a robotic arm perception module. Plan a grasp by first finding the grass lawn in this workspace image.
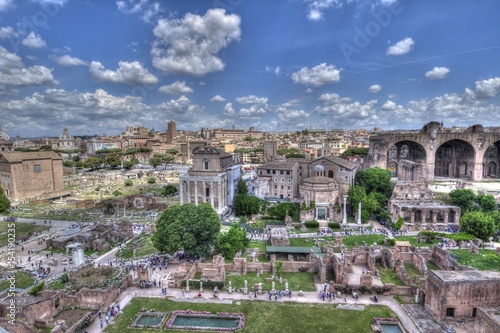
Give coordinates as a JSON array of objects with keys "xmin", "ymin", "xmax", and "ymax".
[
  {"xmin": 377, "ymin": 266, "xmax": 405, "ymax": 286},
  {"xmin": 342, "ymin": 234, "xmax": 388, "ymax": 249},
  {"xmin": 289, "ymin": 237, "xmax": 327, "ymax": 247},
  {"xmin": 226, "ymin": 271, "xmax": 317, "ymax": 292},
  {"xmin": 0, "ymin": 222, "xmax": 50, "ymax": 247},
  {"xmin": 0, "ymin": 271, "xmax": 34, "ymax": 290},
  {"xmin": 394, "ymin": 235, "xmax": 439, "ymax": 248},
  {"xmin": 133, "ymin": 236, "xmax": 158, "ymax": 257},
  {"xmin": 426, "ymin": 261, "xmax": 442, "ymax": 271},
  {"xmin": 449, "ymin": 249, "xmax": 500, "ymax": 271},
  {"xmin": 105, "ymin": 298, "xmax": 396, "ymax": 333}
]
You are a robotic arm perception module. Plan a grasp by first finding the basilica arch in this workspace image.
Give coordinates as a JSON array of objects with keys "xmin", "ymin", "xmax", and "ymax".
[
  {"xmin": 434, "ymin": 139, "xmax": 475, "ymax": 178},
  {"xmin": 386, "ymin": 140, "xmax": 427, "ymax": 180},
  {"xmin": 482, "ymin": 141, "xmax": 500, "ymax": 178},
  {"xmin": 365, "ymin": 122, "xmax": 500, "ymax": 181}
]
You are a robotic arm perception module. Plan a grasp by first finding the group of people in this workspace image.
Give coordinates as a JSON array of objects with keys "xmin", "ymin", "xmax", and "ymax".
[
  {"xmin": 266, "ymin": 289, "xmax": 291, "ymax": 301},
  {"xmin": 98, "ymin": 303, "xmax": 121, "ymax": 329}
]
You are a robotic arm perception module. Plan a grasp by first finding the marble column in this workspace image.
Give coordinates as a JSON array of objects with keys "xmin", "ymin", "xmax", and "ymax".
[
  {"xmin": 218, "ymin": 180, "xmax": 223, "ymax": 212},
  {"xmin": 202, "ymin": 180, "xmax": 206, "ymax": 203},
  {"xmin": 210, "ymin": 181, "xmax": 214, "ymax": 208},
  {"xmin": 342, "ymin": 195, "xmax": 348, "ymax": 224},
  {"xmin": 357, "ymin": 202, "xmax": 362, "ymax": 224},
  {"xmin": 194, "ymin": 180, "xmax": 199, "ymax": 205},
  {"xmin": 186, "ymin": 181, "xmax": 191, "ymax": 204}
]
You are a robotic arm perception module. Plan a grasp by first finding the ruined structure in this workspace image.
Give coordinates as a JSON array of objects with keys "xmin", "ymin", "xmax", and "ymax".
[
  {"xmin": 365, "ymin": 122, "xmax": 500, "ymax": 181},
  {"xmin": 424, "ymin": 270, "xmax": 500, "ymax": 321},
  {"xmin": 388, "ymin": 181, "xmax": 461, "ymax": 231}
]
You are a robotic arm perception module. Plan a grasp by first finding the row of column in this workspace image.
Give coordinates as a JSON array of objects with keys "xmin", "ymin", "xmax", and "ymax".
[{"xmin": 181, "ymin": 179, "xmax": 227, "ymax": 213}]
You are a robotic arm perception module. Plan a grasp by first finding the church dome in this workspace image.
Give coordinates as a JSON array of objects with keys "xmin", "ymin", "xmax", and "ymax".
[{"xmin": 0, "ymin": 128, "xmax": 10, "ymax": 141}]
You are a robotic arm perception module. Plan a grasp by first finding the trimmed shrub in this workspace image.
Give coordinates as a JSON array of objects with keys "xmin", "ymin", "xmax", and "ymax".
[
  {"xmin": 328, "ymin": 222, "xmax": 341, "ymax": 230},
  {"xmin": 304, "ymin": 221, "xmax": 319, "ymax": 228}
]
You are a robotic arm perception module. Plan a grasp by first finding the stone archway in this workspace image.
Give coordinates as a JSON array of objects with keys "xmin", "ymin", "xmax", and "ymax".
[
  {"xmin": 387, "ymin": 141, "xmax": 427, "ymax": 180},
  {"xmin": 482, "ymin": 141, "xmax": 500, "ymax": 178},
  {"xmin": 434, "ymin": 140, "xmax": 475, "ymax": 178}
]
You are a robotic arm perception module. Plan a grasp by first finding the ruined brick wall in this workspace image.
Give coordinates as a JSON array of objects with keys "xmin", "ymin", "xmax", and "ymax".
[
  {"xmin": 474, "ymin": 307, "xmax": 500, "ymax": 333},
  {"xmin": 0, "ymin": 319, "xmax": 36, "ymax": 333},
  {"xmin": 430, "ymin": 246, "xmax": 465, "ymax": 270},
  {"xmin": 425, "ymin": 272, "xmax": 500, "ymax": 320}
]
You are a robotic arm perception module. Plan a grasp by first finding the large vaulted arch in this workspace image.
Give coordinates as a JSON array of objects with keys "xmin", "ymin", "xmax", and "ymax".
[
  {"xmin": 482, "ymin": 141, "xmax": 500, "ymax": 178},
  {"xmin": 435, "ymin": 140, "xmax": 475, "ymax": 178},
  {"xmin": 387, "ymin": 140, "xmax": 427, "ymax": 180}
]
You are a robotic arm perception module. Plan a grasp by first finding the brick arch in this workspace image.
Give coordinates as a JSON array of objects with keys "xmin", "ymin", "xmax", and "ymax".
[
  {"xmin": 434, "ymin": 139, "xmax": 475, "ymax": 178},
  {"xmin": 482, "ymin": 140, "xmax": 500, "ymax": 179},
  {"xmin": 365, "ymin": 123, "xmax": 500, "ymax": 181},
  {"xmin": 386, "ymin": 140, "xmax": 427, "ymax": 180}
]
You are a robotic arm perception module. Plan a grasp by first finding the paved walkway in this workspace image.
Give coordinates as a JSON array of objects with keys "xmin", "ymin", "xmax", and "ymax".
[{"xmin": 85, "ymin": 285, "xmax": 421, "ymax": 333}]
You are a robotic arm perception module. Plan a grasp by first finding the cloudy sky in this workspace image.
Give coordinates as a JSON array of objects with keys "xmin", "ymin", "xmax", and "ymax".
[{"xmin": 1, "ymin": 0, "xmax": 500, "ymax": 137}]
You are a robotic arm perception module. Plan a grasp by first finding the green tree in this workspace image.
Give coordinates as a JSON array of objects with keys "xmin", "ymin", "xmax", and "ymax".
[
  {"xmin": 460, "ymin": 211, "xmax": 496, "ymax": 240},
  {"xmin": 166, "ymin": 148, "xmax": 178, "ymax": 155},
  {"xmin": 266, "ymin": 202, "xmax": 299, "ymax": 221},
  {"xmin": 487, "ymin": 210, "xmax": 500, "ymax": 230},
  {"xmin": 0, "ymin": 185, "xmax": 10, "ymax": 213},
  {"xmin": 449, "ymin": 189, "xmax": 476, "ymax": 212},
  {"xmin": 152, "ymin": 203, "xmax": 221, "ymax": 258},
  {"xmin": 234, "ymin": 194, "xmax": 261, "ymax": 217},
  {"xmin": 149, "ymin": 156, "xmax": 163, "ymax": 168},
  {"xmin": 83, "ymin": 155, "xmax": 102, "ymax": 170},
  {"xmin": 105, "ymin": 152, "xmax": 122, "ymax": 168},
  {"xmin": 477, "ymin": 194, "xmax": 497, "ymax": 212},
  {"xmin": 124, "ymin": 179, "xmax": 133, "ymax": 186},
  {"xmin": 161, "ymin": 184, "xmax": 177, "ymax": 196},
  {"xmin": 341, "ymin": 147, "xmax": 369, "ymax": 157},
  {"xmin": 147, "ymin": 177, "xmax": 156, "ymax": 184},
  {"xmin": 355, "ymin": 167, "xmax": 393, "ymax": 198},
  {"xmin": 236, "ymin": 179, "xmax": 248, "ymax": 195},
  {"xmin": 123, "ymin": 160, "xmax": 135, "ymax": 170},
  {"xmin": 215, "ymin": 223, "xmax": 249, "ymax": 260},
  {"xmin": 394, "ymin": 216, "xmax": 404, "ymax": 230}
]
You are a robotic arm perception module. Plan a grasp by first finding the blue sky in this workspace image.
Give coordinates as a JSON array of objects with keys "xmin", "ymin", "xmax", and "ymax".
[{"xmin": 1, "ymin": 0, "xmax": 500, "ymax": 137}]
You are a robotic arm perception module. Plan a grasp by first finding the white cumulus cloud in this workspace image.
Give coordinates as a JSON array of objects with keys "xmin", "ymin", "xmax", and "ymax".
[
  {"xmin": 151, "ymin": 8, "xmax": 241, "ymax": 77},
  {"xmin": 425, "ymin": 67, "xmax": 450, "ymax": 80},
  {"xmin": 50, "ymin": 55, "xmax": 87, "ymax": 66},
  {"xmin": 368, "ymin": 84, "xmax": 382, "ymax": 94},
  {"xmin": 210, "ymin": 95, "xmax": 226, "ymax": 102},
  {"xmin": 22, "ymin": 32, "xmax": 47, "ymax": 49},
  {"xmin": 381, "ymin": 100, "xmax": 397, "ymax": 111},
  {"xmin": 0, "ymin": 46, "xmax": 57, "ymax": 87},
  {"xmin": 0, "ymin": 26, "xmax": 18, "ymax": 39},
  {"xmin": 158, "ymin": 81, "xmax": 193, "ymax": 95},
  {"xmin": 474, "ymin": 77, "xmax": 500, "ymax": 99},
  {"xmin": 386, "ymin": 37, "xmax": 414, "ymax": 56},
  {"xmin": 89, "ymin": 61, "xmax": 158, "ymax": 85},
  {"xmin": 305, "ymin": 0, "xmax": 346, "ymax": 21},
  {"xmin": 236, "ymin": 95, "xmax": 268, "ymax": 105},
  {"xmin": 291, "ymin": 63, "xmax": 340, "ymax": 87}
]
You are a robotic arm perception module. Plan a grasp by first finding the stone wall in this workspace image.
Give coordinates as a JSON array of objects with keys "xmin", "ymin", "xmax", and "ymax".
[
  {"xmin": 425, "ymin": 271, "xmax": 500, "ymax": 320},
  {"xmin": 0, "ymin": 319, "xmax": 36, "ymax": 333},
  {"xmin": 430, "ymin": 246, "xmax": 465, "ymax": 270},
  {"xmin": 0, "ymin": 276, "xmax": 131, "ymax": 326},
  {"xmin": 474, "ymin": 307, "xmax": 500, "ymax": 333}
]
